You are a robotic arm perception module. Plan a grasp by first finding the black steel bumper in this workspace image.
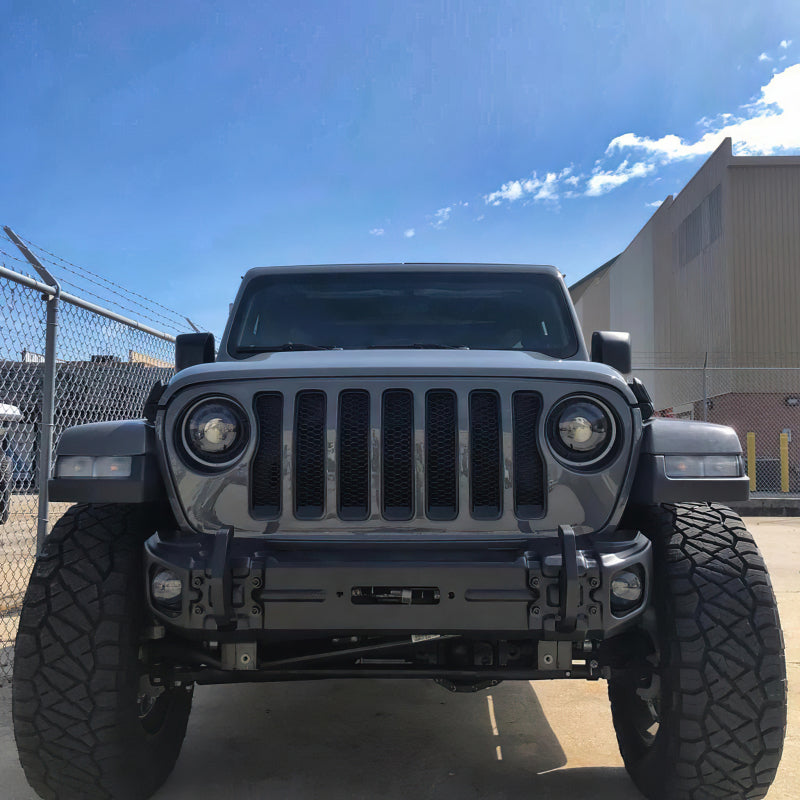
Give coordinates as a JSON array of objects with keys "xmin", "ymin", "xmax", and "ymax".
[{"xmin": 144, "ymin": 527, "xmax": 652, "ymax": 642}]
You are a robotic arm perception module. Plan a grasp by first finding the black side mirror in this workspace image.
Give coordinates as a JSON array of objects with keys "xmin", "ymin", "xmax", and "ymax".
[
  {"xmin": 591, "ymin": 331, "xmax": 631, "ymax": 374},
  {"xmin": 175, "ymin": 333, "xmax": 215, "ymax": 372}
]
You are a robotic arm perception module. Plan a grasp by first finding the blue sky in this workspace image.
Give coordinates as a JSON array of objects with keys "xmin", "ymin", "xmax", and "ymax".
[{"xmin": 2, "ymin": 1, "xmax": 799, "ymax": 336}]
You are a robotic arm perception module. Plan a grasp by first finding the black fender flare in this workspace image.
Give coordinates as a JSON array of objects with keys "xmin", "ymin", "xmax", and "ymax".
[
  {"xmin": 49, "ymin": 420, "xmax": 163, "ymax": 503},
  {"xmin": 628, "ymin": 418, "xmax": 749, "ymax": 504}
]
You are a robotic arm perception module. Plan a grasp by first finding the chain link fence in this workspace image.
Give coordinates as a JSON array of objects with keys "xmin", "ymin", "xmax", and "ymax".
[
  {"xmin": 633, "ymin": 365, "xmax": 800, "ymax": 495},
  {"xmin": 1, "ymin": 229, "xmax": 187, "ymax": 681}
]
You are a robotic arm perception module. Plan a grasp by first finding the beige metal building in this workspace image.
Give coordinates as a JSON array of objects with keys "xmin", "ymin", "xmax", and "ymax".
[{"xmin": 570, "ymin": 138, "xmax": 800, "ymax": 491}]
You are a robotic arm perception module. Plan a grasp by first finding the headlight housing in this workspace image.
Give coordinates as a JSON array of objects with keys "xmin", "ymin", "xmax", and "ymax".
[
  {"xmin": 547, "ymin": 395, "xmax": 617, "ymax": 467},
  {"xmin": 180, "ymin": 396, "xmax": 250, "ymax": 469}
]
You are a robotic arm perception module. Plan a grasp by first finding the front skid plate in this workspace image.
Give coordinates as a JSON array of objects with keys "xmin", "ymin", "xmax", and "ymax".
[{"xmin": 145, "ymin": 532, "xmax": 652, "ymax": 640}]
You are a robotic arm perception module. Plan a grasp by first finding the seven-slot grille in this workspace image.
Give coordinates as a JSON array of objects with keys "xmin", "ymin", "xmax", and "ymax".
[{"xmin": 250, "ymin": 388, "xmax": 545, "ymax": 522}]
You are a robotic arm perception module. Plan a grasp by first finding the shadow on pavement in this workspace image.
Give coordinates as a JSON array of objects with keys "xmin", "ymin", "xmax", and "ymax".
[{"xmin": 155, "ymin": 679, "xmax": 642, "ymax": 800}]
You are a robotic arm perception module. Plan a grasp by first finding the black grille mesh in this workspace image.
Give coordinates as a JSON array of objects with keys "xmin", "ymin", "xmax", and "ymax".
[
  {"xmin": 249, "ymin": 386, "xmax": 545, "ymax": 524},
  {"xmin": 512, "ymin": 392, "xmax": 545, "ymax": 517},
  {"xmin": 426, "ymin": 390, "xmax": 458, "ymax": 520},
  {"xmin": 338, "ymin": 390, "xmax": 370, "ymax": 520},
  {"xmin": 251, "ymin": 393, "xmax": 283, "ymax": 517},
  {"xmin": 469, "ymin": 391, "xmax": 502, "ymax": 519},
  {"xmin": 382, "ymin": 390, "xmax": 414, "ymax": 520},
  {"xmin": 294, "ymin": 391, "xmax": 326, "ymax": 519}
]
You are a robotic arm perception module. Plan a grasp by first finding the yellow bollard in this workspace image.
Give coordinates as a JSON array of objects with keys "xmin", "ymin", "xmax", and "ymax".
[
  {"xmin": 747, "ymin": 432, "xmax": 756, "ymax": 492},
  {"xmin": 780, "ymin": 433, "xmax": 790, "ymax": 494}
]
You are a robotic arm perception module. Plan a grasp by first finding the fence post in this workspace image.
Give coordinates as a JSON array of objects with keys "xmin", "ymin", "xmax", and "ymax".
[
  {"xmin": 780, "ymin": 433, "xmax": 790, "ymax": 494},
  {"xmin": 747, "ymin": 432, "xmax": 756, "ymax": 492},
  {"xmin": 4, "ymin": 227, "xmax": 61, "ymax": 554},
  {"xmin": 702, "ymin": 352, "xmax": 708, "ymax": 422}
]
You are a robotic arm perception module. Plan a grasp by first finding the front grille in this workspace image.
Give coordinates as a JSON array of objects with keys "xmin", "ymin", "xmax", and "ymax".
[
  {"xmin": 338, "ymin": 390, "xmax": 370, "ymax": 520},
  {"xmin": 469, "ymin": 391, "xmax": 502, "ymax": 519},
  {"xmin": 382, "ymin": 390, "xmax": 415, "ymax": 521},
  {"xmin": 512, "ymin": 392, "xmax": 545, "ymax": 517},
  {"xmin": 251, "ymin": 393, "xmax": 282, "ymax": 517},
  {"xmin": 250, "ymin": 385, "xmax": 546, "ymax": 524},
  {"xmin": 426, "ymin": 390, "xmax": 458, "ymax": 520},
  {"xmin": 294, "ymin": 391, "xmax": 326, "ymax": 519}
]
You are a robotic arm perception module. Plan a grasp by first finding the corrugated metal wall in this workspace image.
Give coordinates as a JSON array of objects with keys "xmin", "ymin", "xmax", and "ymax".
[
  {"xmin": 655, "ymin": 140, "xmax": 733, "ymax": 368},
  {"xmin": 572, "ymin": 269, "xmax": 610, "ymax": 346},
  {"xmin": 728, "ymin": 164, "xmax": 800, "ymax": 368}
]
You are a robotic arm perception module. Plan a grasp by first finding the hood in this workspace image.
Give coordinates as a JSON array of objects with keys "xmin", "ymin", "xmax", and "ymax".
[{"xmin": 162, "ymin": 349, "xmax": 636, "ymax": 404}]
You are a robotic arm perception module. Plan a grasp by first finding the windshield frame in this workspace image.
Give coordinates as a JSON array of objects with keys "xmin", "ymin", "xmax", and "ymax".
[{"xmin": 219, "ymin": 264, "xmax": 585, "ymax": 361}]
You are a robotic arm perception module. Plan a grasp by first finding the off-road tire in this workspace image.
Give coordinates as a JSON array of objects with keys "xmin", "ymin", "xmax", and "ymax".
[
  {"xmin": 13, "ymin": 503, "xmax": 193, "ymax": 800},
  {"xmin": 610, "ymin": 502, "xmax": 786, "ymax": 800}
]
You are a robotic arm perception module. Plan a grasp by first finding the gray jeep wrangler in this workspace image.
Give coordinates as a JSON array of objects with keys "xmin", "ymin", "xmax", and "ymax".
[{"xmin": 13, "ymin": 264, "xmax": 786, "ymax": 800}]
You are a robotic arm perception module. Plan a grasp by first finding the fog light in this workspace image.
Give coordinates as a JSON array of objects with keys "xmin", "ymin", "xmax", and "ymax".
[
  {"xmin": 610, "ymin": 567, "xmax": 644, "ymax": 615},
  {"xmin": 152, "ymin": 570, "xmax": 182, "ymax": 608}
]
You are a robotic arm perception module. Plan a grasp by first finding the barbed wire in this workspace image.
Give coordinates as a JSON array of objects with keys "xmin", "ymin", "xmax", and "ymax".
[
  {"xmin": 1, "ymin": 231, "xmax": 193, "ymax": 335},
  {"xmin": 54, "ymin": 276, "xmax": 186, "ymax": 335},
  {"xmin": 0, "ymin": 244, "xmax": 37, "ymax": 271},
  {"xmin": 33, "ymin": 257, "xmax": 187, "ymax": 332},
  {"xmin": 19, "ymin": 234, "xmax": 189, "ymax": 326}
]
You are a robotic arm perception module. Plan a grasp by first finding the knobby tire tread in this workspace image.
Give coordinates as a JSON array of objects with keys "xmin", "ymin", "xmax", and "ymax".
[
  {"xmin": 611, "ymin": 502, "xmax": 787, "ymax": 800},
  {"xmin": 12, "ymin": 503, "xmax": 192, "ymax": 800}
]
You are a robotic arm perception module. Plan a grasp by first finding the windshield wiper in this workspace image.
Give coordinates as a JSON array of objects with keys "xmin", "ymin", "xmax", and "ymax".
[
  {"xmin": 239, "ymin": 343, "xmax": 340, "ymax": 352},
  {"xmin": 367, "ymin": 343, "xmax": 470, "ymax": 350}
]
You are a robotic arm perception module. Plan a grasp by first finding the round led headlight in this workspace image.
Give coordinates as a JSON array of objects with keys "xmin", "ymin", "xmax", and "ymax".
[
  {"xmin": 180, "ymin": 396, "xmax": 250, "ymax": 469},
  {"xmin": 547, "ymin": 395, "xmax": 616, "ymax": 467}
]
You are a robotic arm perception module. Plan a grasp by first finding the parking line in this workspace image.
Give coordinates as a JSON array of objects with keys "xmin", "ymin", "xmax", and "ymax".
[
  {"xmin": 486, "ymin": 694, "xmax": 503, "ymax": 760},
  {"xmin": 486, "ymin": 694, "xmax": 499, "ymax": 736}
]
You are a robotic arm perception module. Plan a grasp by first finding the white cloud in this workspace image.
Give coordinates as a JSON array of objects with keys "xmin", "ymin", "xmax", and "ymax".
[
  {"xmin": 585, "ymin": 160, "xmax": 655, "ymax": 196},
  {"xmin": 403, "ymin": 228, "xmax": 415, "ymax": 238},
  {"xmin": 780, "ymin": 40, "xmax": 792, "ymax": 48},
  {"xmin": 607, "ymin": 63, "xmax": 800, "ymax": 161},
  {"xmin": 369, "ymin": 228, "xmax": 385, "ymax": 236},
  {"xmin": 646, "ymin": 199, "xmax": 664, "ymax": 208},
  {"xmin": 485, "ymin": 180, "xmax": 524, "ymax": 205},
  {"xmin": 431, "ymin": 206, "xmax": 451, "ymax": 229},
  {"xmin": 484, "ymin": 166, "xmax": 576, "ymax": 206},
  {"xmin": 455, "ymin": 61, "xmax": 800, "ymax": 219},
  {"xmin": 475, "ymin": 214, "xmax": 485, "ymax": 221},
  {"xmin": 758, "ymin": 52, "xmax": 772, "ymax": 62}
]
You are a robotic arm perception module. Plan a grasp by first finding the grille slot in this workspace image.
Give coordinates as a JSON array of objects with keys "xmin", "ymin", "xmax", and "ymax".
[
  {"xmin": 382, "ymin": 389, "xmax": 414, "ymax": 520},
  {"xmin": 294, "ymin": 391, "xmax": 326, "ymax": 519},
  {"xmin": 251, "ymin": 393, "xmax": 283, "ymax": 517},
  {"xmin": 512, "ymin": 392, "xmax": 545, "ymax": 518},
  {"xmin": 469, "ymin": 391, "xmax": 502, "ymax": 519},
  {"xmin": 338, "ymin": 390, "xmax": 370, "ymax": 520},
  {"xmin": 426, "ymin": 390, "xmax": 458, "ymax": 520}
]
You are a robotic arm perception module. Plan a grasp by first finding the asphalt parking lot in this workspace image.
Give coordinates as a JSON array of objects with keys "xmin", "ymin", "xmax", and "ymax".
[{"xmin": 1, "ymin": 516, "xmax": 798, "ymax": 800}]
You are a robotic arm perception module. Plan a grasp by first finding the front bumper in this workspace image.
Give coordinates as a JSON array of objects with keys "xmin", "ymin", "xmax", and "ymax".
[{"xmin": 145, "ymin": 528, "xmax": 652, "ymax": 642}]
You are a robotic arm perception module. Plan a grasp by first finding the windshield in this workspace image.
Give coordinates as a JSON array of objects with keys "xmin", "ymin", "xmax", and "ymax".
[{"xmin": 226, "ymin": 270, "xmax": 579, "ymax": 359}]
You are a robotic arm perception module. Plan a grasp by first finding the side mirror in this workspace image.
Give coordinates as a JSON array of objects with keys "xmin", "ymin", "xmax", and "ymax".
[
  {"xmin": 175, "ymin": 333, "xmax": 215, "ymax": 372},
  {"xmin": 591, "ymin": 331, "xmax": 631, "ymax": 374}
]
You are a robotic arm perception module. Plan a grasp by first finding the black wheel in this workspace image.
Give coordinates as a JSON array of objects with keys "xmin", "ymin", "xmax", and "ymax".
[
  {"xmin": 12, "ymin": 503, "xmax": 193, "ymax": 800},
  {"xmin": 609, "ymin": 502, "xmax": 787, "ymax": 800}
]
